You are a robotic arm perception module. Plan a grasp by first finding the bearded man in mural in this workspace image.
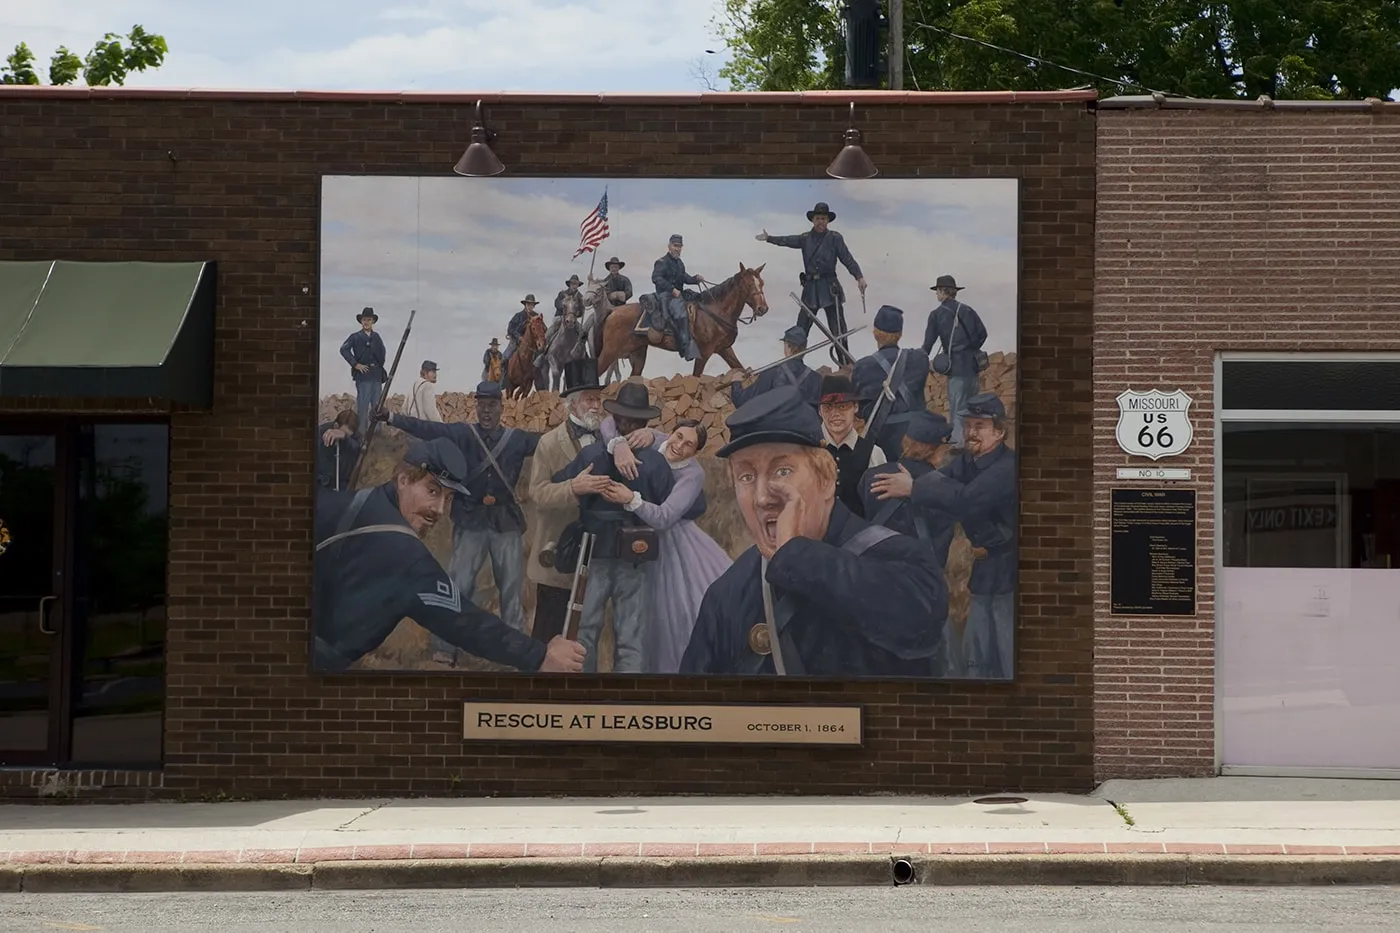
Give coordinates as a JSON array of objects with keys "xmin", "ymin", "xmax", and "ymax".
[
  {"xmin": 312, "ymin": 437, "xmax": 585, "ymax": 674},
  {"xmin": 679, "ymin": 386, "xmax": 947, "ymax": 677}
]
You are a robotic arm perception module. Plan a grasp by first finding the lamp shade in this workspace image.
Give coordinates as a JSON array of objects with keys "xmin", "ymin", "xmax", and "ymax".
[
  {"xmin": 453, "ymin": 101, "xmax": 505, "ymax": 176},
  {"xmin": 826, "ymin": 128, "xmax": 878, "ymax": 179}
]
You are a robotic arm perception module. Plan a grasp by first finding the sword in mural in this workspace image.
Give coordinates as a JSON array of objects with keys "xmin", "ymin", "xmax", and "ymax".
[
  {"xmin": 789, "ymin": 292, "xmax": 857, "ymax": 367},
  {"xmin": 348, "ymin": 308, "xmax": 416, "ymax": 489}
]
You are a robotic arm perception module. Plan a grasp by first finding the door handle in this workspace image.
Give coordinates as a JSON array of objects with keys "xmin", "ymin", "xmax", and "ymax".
[{"xmin": 38, "ymin": 595, "xmax": 57, "ymax": 635}]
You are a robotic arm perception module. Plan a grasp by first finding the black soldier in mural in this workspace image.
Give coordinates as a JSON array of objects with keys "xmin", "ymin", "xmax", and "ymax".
[
  {"xmin": 852, "ymin": 305, "xmax": 931, "ymax": 464},
  {"xmin": 373, "ymin": 381, "xmax": 542, "ymax": 635},
  {"xmin": 552, "ymin": 382, "xmax": 674, "ymax": 673},
  {"xmin": 902, "ymin": 391, "xmax": 1017, "ymax": 679},
  {"xmin": 642, "ymin": 234, "xmax": 707, "ymax": 361},
  {"xmin": 755, "ymin": 201, "xmax": 867, "ymax": 364},
  {"xmin": 338, "ymin": 307, "xmax": 386, "ymax": 435},
  {"xmin": 729, "ymin": 325, "xmax": 823, "ymax": 408},
  {"xmin": 312, "ymin": 437, "xmax": 585, "ymax": 674},
  {"xmin": 601, "ymin": 257, "xmax": 633, "ymax": 307},
  {"xmin": 680, "ymin": 386, "xmax": 947, "ymax": 676},
  {"xmin": 816, "ymin": 373, "xmax": 886, "ymax": 518},
  {"xmin": 503, "ymin": 294, "xmax": 540, "ymax": 371}
]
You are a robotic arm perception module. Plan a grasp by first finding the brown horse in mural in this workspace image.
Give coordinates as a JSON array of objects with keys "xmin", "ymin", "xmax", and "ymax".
[
  {"xmin": 505, "ymin": 312, "xmax": 547, "ymax": 400},
  {"xmin": 595, "ymin": 263, "xmax": 770, "ymax": 379}
]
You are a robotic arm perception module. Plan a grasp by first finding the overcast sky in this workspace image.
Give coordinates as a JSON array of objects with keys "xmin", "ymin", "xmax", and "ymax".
[{"xmin": 317, "ymin": 176, "xmax": 1019, "ymax": 392}]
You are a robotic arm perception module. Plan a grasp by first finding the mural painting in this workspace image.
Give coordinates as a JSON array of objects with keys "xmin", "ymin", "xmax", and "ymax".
[{"xmin": 313, "ymin": 176, "xmax": 1019, "ymax": 680}]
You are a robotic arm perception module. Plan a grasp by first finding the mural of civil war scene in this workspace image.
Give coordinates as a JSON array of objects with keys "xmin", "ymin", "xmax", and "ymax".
[{"xmin": 313, "ymin": 176, "xmax": 1019, "ymax": 681}]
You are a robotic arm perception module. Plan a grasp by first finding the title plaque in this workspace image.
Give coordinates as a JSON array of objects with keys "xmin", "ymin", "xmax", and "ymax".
[
  {"xmin": 463, "ymin": 702, "xmax": 862, "ymax": 746},
  {"xmin": 1110, "ymin": 488, "xmax": 1197, "ymax": 616}
]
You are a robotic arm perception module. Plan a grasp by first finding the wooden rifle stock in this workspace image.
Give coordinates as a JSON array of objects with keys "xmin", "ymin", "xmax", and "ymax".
[
  {"xmin": 347, "ymin": 309, "xmax": 416, "ymax": 489},
  {"xmin": 562, "ymin": 531, "xmax": 596, "ymax": 642}
]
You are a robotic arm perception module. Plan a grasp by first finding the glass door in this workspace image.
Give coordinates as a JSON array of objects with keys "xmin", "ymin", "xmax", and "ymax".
[{"xmin": 0, "ymin": 431, "xmax": 67, "ymax": 764}]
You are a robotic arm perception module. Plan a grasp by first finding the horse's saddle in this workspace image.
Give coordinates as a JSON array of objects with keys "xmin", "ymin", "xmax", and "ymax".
[{"xmin": 636, "ymin": 292, "xmax": 698, "ymax": 347}]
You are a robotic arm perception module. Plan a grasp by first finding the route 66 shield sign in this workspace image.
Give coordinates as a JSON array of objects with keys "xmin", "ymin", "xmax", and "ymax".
[{"xmin": 1115, "ymin": 389, "xmax": 1194, "ymax": 461}]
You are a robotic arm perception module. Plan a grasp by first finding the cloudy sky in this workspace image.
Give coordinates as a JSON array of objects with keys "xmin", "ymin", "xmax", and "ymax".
[{"xmin": 317, "ymin": 176, "xmax": 1019, "ymax": 392}]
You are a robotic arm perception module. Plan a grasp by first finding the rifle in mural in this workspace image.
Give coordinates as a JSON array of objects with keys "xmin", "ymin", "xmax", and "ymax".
[
  {"xmin": 734, "ymin": 324, "xmax": 868, "ymax": 382},
  {"xmin": 562, "ymin": 531, "xmax": 597, "ymax": 642},
  {"xmin": 789, "ymin": 292, "xmax": 857, "ymax": 367},
  {"xmin": 348, "ymin": 308, "xmax": 417, "ymax": 489}
]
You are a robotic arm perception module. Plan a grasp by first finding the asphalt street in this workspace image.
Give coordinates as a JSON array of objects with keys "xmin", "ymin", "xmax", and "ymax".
[{"xmin": 2, "ymin": 886, "xmax": 1400, "ymax": 932}]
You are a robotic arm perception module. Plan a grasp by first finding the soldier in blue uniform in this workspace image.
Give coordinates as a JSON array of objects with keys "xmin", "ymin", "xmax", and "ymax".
[
  {"xmin": 338, "ymin": 307, "xmax": 386, "ymax": 435},
  {"xmin": 544, "ymin": 276, "xmax": 586, "ymax": 363},
  {"xmin": 756, "ymin": 202, "xmax": 867, "ymax": 363},
  {"xmin": 862, "ymin": 410, "xmax": 961, "ymax": 676},
  {"xmin": 315, "ymin": 409, "xmax": 360, "ymax": 491},
  {"xmin": 679, "ymin": 386, "xmax": 947, "ymax": 677},
  {"xmin": 645, "ymin": 234, "xmax": 707, "ymax": 361},
  {"xmin": 482, "ymin": 339, "xmax": 503, "ymax": 383},
  {"xmin": 601, "ymin": 257, "xmax": 633, "ymax": 307},
  {"xmin": 551, "ymin": 382, "xmax": 676, "ymax": 673},
  {"xmin": 729, "ymin": 325, "xmax": 822, "ymax": 408},
  {"xmin": 313, "ymin": 437, "xmax": 585, "ymax": 674},
  {"xmin": 374, "ymin": 381, "xmax": 542, "ymax": 635},
  {"xmin": 851, "ymin": 305, "xmax": 931, "ymax": 463},
  {"xmin": 503, "ymin": 294, "xmax": 539, "ymax": 371},
  {"xmin": 906, "ymin": 392, "xmax": 1017, "ymax": 679},
  {"xmin": 818, "ymin": 373, "xmax": 885, "ymax": 518},
  {"xmin": 920, "ymin": 275, "xmax": 989, "ymax": 446}
]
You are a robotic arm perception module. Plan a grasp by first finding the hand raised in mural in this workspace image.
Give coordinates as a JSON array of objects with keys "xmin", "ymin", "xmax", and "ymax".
[
  {"xmin": 540, "ymin": 635, "xmax": 586, "ymax": 673},
  {"xmin": 870, "ymin": 464, "xmax": 913, "ymax": 500},
  {"xmin": 569, "ymin": 464, "xmax": 611, "ymax": 497},
  {"xmin": 755, "ymin": 229, "xmax": 769, "ymax": 241},
  {"xmin": 369, "ymin": 406, "xmax": 391, "ymax": 423},
  {"xmin": 612, "ymin": 441, "xmax": 640, "ymax": 481},
  {"xmin": 770, "ymin": 480, "xmax": 823, "ymax": 554}
]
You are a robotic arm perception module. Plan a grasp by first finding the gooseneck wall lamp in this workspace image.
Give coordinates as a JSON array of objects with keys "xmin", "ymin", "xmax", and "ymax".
[
  {"xmin": 453, "ymin": 100, "xmax": 505, "ymax": 176},
  {"xmin": 825, "ymin": 102, "xmax": 879, "ymax": 179}
]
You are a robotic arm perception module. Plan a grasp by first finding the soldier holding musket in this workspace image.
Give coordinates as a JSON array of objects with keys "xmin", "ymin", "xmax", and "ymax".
[{"xmin": 756, "ymin": 202, "xmax": 867, "ymax": 364}]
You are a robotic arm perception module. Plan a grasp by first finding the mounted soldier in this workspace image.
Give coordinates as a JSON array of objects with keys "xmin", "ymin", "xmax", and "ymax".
[
  {"xmin": 601, "ymin": 257, "xmax": 633, "ymax": 308},
  {"xmin": 640, "ymin": 234, "xmax": 707, "ymax": 362},
  {"xmin": 504, "ymin": 294, "xmax": 540, "ymax": 371},
  {"xmin": 756, "ymin": 202, "xmax": 867, "ymax": 364}
]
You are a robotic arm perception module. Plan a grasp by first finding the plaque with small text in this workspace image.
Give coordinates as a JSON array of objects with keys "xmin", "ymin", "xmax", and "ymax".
[
  {"xmin": 463, "ymin": 702, "xmax": 863, "ymax": 746},
  {"xmin": 1110, "ymin": 488, "xmax": 1197, "ymax": 616}
]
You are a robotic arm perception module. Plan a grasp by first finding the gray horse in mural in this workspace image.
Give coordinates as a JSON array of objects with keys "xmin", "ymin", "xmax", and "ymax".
[
  {"xmin": 543, "ymin": 292, "xmax": 592, "ymax": 393},
  {"xmin": 579, "ymin": 277, "xmax": 625, "ymax": 385}
]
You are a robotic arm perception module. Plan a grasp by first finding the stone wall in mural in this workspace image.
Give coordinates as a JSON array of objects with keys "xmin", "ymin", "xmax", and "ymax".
[{"xmin": 313, "ymin": 176, "xmax": 1019, "ymax": 681}]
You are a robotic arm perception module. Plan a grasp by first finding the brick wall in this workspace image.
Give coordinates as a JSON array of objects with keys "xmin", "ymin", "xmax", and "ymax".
[
  {"xmin": 0, "ymin": 91, "xmax": 1097, "ymax": 799},
  {"xmin": 1093, "ymin": 107, "xmax": 1400, "ymax": 779}
]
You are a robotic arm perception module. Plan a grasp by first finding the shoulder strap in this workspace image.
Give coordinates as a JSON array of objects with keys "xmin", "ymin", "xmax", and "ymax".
[
  {"xmin": 842, "ymin": 523, "xmax": 898, "ymax": 556},
  {"xmin": 334, "ymin": 488, "xmax": 375, "ymax": 538},
  {"xmin": 316, "ymin": 523, "xmax": 419, "ymax": 552},
  {"xmin": 870, "ymin": 497, "xmax": 903, "ymax": 528}
]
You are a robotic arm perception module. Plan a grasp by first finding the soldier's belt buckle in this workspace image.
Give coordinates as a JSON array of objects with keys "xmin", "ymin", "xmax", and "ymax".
[
  {"xmin": 630, "ymin": 539, "xmax": 649, "ymax": 555},
  {"xmin": 748, "ymin": 624, "xmax": 772, "ymax": 656},
  {"xmin": 482, "ymin": 495, "xmax": 497, "ymax": 505}
]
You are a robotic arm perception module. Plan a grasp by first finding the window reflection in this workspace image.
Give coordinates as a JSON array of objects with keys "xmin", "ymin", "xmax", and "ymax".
[
  {"xmin": 71, "ymin": 424, "xmax": 168, "ymax": 765},
  {"xmin": 1222, "ymin": 424, "xmax": 1400, "ymax": 570}
]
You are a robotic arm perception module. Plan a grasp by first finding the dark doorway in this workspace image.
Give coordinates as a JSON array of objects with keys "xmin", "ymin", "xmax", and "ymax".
[{"xmin": 0, "ymin": 420, "xmax": 168, "ymax": 767}]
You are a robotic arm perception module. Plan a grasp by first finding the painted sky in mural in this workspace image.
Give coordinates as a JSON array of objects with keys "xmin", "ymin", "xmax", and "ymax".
[{"xmin": 318, "ymin": 176, "xmax": 1018, "ymax": 390}]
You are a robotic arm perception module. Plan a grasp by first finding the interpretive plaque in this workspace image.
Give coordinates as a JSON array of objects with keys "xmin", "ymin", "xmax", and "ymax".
[
  {"xmin": 463, "ymin": 702, "xmax": 863, "ymax": 746},
  {"xmin": 1110, "ymin": 488, "xmax": 1197, "ymax": 616}
]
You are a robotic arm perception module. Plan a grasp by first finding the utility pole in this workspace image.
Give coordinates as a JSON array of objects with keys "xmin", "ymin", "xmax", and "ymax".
[{"xmin": 888, "ymin": 0, "xmax": 903, "ymax": 90}]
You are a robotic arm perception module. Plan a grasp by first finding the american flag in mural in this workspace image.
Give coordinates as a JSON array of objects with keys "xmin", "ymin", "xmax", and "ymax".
[{"xmin": 572, "ymin": 189, "xmax": 609, "ymax": 259}]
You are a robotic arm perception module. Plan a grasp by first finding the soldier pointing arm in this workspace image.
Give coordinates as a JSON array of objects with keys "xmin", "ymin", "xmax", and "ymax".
[{"xmin": 756, "ymin": 202, "xmax": 866, "ymax": 361}]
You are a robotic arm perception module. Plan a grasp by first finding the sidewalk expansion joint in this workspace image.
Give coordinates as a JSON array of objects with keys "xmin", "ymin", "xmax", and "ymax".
[{"xmin": 335, "ymin": 800, "xmax": 391, "ymax": 831}]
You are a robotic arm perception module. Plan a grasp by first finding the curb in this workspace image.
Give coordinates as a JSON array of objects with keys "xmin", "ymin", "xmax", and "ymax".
[{"xmin": 3, "ymin": 854, "xmax": 1400, "ymax": 893}]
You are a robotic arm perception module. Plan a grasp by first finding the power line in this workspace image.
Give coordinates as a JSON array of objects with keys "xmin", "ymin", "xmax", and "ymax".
[{"xmin": 910, "ymin": 20, "xmax": 1170, "ymax": 95}]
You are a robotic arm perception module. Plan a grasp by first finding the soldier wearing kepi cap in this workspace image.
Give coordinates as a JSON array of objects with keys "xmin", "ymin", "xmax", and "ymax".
[
  {"xmin": 374, "ymin": 381, "xmax": 543, "ymax": 638},
  {"xmin": 907, "ymin": 391, "xmax": 1017, "ymax": 679},
  {"xmin": 312, "ymin": 437, "xmax": 584, "ymax": 674},
  {"xmin": 678, "ymin": 386, "xmax": 947, "ymax": 677},
  {"xmin": 852, "ymin": 304, "xmax": 931, "ymax": 463},
  {"xmin": 729, "ymin": 325, "xmax": 822, "ymax": 408},
  {"xmin": 862, "ymin": 410, "xmax": 961, "ymax": 676}
]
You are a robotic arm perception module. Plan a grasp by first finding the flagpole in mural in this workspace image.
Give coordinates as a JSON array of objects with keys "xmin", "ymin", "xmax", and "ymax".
[{"xmin": 573, "ymin": 187, "xmax": 610, "ymax": 278}]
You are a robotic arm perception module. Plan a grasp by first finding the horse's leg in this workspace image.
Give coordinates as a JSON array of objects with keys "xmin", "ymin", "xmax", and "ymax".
[{"xmin": 717, "ymin": 344, "xmax": 742, "ymax": 371}]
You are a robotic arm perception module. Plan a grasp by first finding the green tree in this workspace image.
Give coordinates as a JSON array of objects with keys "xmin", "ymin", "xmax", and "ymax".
[
  {"xmin": 714, "ymin": 0, "xmax": 1400, "ymax": 100},
  {"xmin": 2, "ymin": 25, "xmax": 167, "ymax": 87}
]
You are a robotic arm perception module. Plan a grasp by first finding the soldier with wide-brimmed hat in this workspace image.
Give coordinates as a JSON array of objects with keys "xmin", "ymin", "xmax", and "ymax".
[
  {"xmin": 504, "ymin": 293, "xmax": 540, "ymax": 370},
  {"xmin": 601, "ymin": 257, "xmax": 633, "ymax": 308},
  {"xmin": 755, "ymin": 201, "xmax": 867, "ymax": 363},
  {"xmin": 338, "ymin": 306, "xmax": 387, "ymax": 435}
]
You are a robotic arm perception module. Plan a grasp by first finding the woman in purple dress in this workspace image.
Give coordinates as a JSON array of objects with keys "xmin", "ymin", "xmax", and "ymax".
[{"xmin": 600, "ymin": 420, "xmax": 733, "ymax": 673}]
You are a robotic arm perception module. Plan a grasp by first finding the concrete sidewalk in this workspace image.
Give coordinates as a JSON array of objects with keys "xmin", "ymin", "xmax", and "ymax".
[{"xmin": 2, "ymin": 777, "xmax": 1399, "ymax": 892}]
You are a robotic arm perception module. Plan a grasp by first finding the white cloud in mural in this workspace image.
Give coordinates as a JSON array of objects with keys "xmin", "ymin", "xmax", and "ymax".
[{"xmin": 317, "ymin": 176, "xmax": 1020, "ymax": 394}]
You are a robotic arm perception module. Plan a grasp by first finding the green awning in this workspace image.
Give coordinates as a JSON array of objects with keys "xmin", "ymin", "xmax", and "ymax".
[{"xmin": 0, "ymin": 260, "xmax": 216, "ymax": 406}]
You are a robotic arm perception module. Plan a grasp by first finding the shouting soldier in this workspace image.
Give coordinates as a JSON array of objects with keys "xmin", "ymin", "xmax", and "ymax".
[
  {"xmin": 755, "ymin": 202, "xmax": 867, "ymax": 363},
  {"xmin": 313, "ymin": 437, "xmax": 584, "ymax": 674},
  {"xmin": 679, "ymin": 386, "xmax": 946, "ymax": 677}
]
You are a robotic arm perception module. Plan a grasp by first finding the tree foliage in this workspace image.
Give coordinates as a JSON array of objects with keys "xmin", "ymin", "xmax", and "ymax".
[
  {"xmin": 714, "ymin": 0, "xmax": 1400, "ymax": 99},
  {"xmin": 2, "ymin": 25, "xmax": 167, "ymax": 87}
]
